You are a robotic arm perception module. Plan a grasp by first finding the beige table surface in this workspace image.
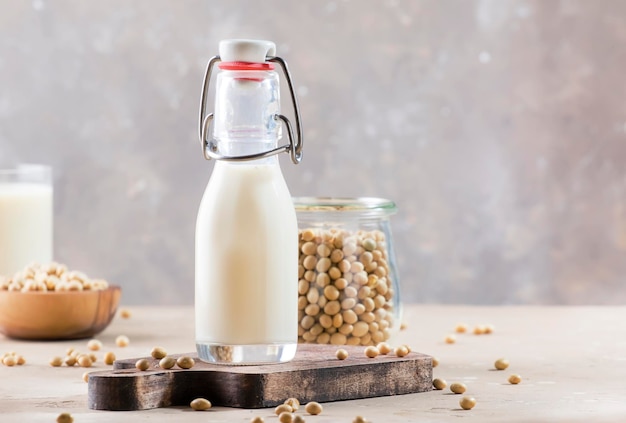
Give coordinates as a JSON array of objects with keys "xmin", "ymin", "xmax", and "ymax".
[{"xmin": 1, "ymin": 305, "xmax": 625, "ymax": 422}]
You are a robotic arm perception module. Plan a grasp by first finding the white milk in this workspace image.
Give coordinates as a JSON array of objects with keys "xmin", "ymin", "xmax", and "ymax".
[
  {"xmin": 195, "ymin": 160, "xmax": 298, "ymax": 348},
  {"xmin": 0, "ymin": 183, "xmax": 53, "ymax": 276}
]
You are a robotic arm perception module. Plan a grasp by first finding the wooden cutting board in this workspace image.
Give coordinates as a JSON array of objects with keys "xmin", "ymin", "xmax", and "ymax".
[{"xmin": 88, "ymin": 344, "xmax": 432, "ymax": 410}]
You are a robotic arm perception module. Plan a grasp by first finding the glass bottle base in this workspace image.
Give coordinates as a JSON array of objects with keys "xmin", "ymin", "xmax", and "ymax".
[{"xmin": 196, "ymin": 342, "xmax": 297, "ymax": 365}]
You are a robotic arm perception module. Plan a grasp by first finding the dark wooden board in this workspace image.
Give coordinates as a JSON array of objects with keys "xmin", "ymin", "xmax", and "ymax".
[{"xmin": 87, "ymin": 345, "xmax": 432, "ymax": 411}]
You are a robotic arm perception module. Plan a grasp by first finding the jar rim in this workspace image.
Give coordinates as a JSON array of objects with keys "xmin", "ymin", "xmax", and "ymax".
[{"xmin": 292, "ymin": 197, "xmax": 397, "ymax": 215}]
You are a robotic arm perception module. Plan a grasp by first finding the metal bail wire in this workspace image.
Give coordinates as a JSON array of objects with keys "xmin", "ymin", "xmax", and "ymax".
[{"xmin": 197, "ymin": 55, "xmax": 303, "ymax": 164}]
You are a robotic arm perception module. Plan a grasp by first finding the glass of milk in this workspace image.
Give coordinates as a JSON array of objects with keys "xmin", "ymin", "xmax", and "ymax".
[{"xmin": 0, "ymin": 164, "xmax": 53, "ymax": 277}]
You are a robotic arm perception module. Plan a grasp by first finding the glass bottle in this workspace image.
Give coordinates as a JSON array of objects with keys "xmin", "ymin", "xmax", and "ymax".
[{"xmin": 195, "ymin": 40, "xmax": 303, "ymax": 364}]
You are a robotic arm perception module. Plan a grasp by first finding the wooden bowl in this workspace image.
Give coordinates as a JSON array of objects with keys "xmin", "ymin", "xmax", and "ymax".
[{"xmin": 0, "ymin": 286, "xmax": 121, "ymax": 340}]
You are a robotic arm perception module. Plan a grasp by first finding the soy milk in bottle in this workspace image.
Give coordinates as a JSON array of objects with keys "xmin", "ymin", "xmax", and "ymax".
[{"xmin": 195, "ymin": 40, "xmax": 303, "ymax": 364}]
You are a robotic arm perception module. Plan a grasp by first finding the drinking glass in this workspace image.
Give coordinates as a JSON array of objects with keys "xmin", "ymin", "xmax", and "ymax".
[{"xmin": 0, "ymin": 164, "xmax": 53, "ymax": 277}]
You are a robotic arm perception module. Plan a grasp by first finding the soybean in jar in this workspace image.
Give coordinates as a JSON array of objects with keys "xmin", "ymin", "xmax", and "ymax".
[{"xmin": 293, "ymin": 197, "xmax": 402, "ymax": 346}]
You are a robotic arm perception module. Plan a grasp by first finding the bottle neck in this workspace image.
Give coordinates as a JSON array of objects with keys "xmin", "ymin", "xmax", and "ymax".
[{"xmin": 211, "ymin": 69, "xmax": 281, "ymax": 162}]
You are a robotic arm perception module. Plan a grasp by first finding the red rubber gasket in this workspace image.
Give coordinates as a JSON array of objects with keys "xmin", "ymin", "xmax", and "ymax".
[{"xmin": 218, "ymin": 61, "xmax": 275, "ymax": 71}]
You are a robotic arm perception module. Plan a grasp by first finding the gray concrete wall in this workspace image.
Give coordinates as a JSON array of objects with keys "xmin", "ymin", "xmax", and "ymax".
[{"xmin": 1, "ymin": 0, "xmax": 625, "ymax": 304}]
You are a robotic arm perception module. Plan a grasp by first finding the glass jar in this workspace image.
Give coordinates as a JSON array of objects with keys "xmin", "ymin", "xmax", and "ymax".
[{"xmin": 293, "ymin": 197, "xmax": 402, "ymax": 346}]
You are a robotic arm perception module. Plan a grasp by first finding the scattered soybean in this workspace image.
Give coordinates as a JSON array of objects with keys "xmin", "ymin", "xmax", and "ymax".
[
  {"xmin": 77, "ymin": 354, "xmax": 93, "ymax": 368},
  {"xmin": 115, "ymin": 335, "xmax": 129, "ymax": 347},
  {"xmin": 87, "ymin": 339, "xmax": 102, "ymax": 351},
  {"xmin": 177, "ymin": 356, "xmax": 195, "ymax": 369},
  {"xmin": 50, "ymin": 356, "xmax": 63, "ymax": 367},
  {"xmin": 56, "ymin": 412, "xmax": 74, "ymax": 423},
  {"xmin": 433, "ymin": 378, "xmax": 447, "ymax": 390},
  {"xmin": 335, "ymin": 348, "xmax": 349, "ymax": 360},
  {"xmin": 135, "ymin": 358, "xmax": 150, "ymax": 371},
  {"xmin": 159, "ymin": 356, "xmax": 176, "ymax": 369},
  {"xmin": 305, "ymin": 401, "xmax": 323, "ymax": 415},
  {"xmin": 376, "ymin": 342, "xmax": 391, "ymax": 355},
  {"xmin": 394, "ymin": 345, "xmax": 409, "ymax": 357},
  {"xmin": 151, "ymin": 347, "xmax": 167, "ymax": 359},
  {"xmin": 104, "ymin": 351, "xmax": 116, "ymax": 365},
  {"xmin": 190, "ymin": 398, "xmax": 212, "ymax": 411},
  {"xmin": 460, "ymin": 396, "xmax": 476, "ymax": 410},
  {"xmin": 364, "ymin": 346, "xmax": 379, "ymax": 358},
  {"xmin": 450, "ymin": 382, "xmax": 467, "ymax": 394},
  {"xmin": 275, "ymin": 404, "xmax": 293, "ymax": 415},
  {"xmin": 508, "ymin": 374, "xmax": 522, "ymax": 384},
  {"xmin": 495, "ymin": 358, "xmax": 509, "ymax": 370}
]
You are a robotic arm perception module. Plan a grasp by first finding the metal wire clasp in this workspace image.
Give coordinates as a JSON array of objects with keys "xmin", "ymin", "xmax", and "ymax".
[{"xmin": 197, "ymin": 56, "xmax": 303, "ymax": 164}]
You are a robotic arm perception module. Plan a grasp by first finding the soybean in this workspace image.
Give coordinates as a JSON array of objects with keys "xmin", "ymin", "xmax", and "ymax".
[
  {"xmin": 159, "ymin": 356, "xmax": 176, "ymax": 369},
  {"xmin": 433, "ymin": 378, "xmax": 447, "ymax": 390},
  {"xmin": 508, "ymin": 374, "xmax": 522, "ymax": 384},
  {"xmin": 87, "ymin": 339, "xmax": 102, "ymax": 351},
  {"xmin": 335, "ymin": 348, "xmax": 349, "ymax": 360},
  {"xmin": 115, "ymin": 335, "xmax": 130, "ymax": 347},
  {"xmin": 278, "ymin": 412, "xmax": 294, "ymax": 423},
  {"xmin": 275, "ymin": 404, "xmax": 293, "ymax": 415},
  {"xmin": 50, "ymin": 356, "xmax": 63, "ymax": 367},
  {"xmin": 495, "ymin": 358, "xmax": 509, "ymax": 370},
  {"xmin": 305, "ymin": 401, "xmax": 323, "ymax": 415},
  {"xmin": 104, "ymin": 351, "xmax": 116, "ymax": 365},
  {"xmin": 56, "ymin": 413, "xmax": 74, "ymax": 423},
  {"xmin": 364, "ymin": 346, "xmax": 379, "ymax": 358},
  {"xmin": 135, "ymin": 358, "xmax": 150, "ymax": 371},
  {"xmin": 151, "ymin": 347, "xmax": 167, "ymax": 359},
  {"xmin": 394, "ymin": 345, "xmax": 409, "ymax": 357},
  {"xmin": 77, "ymin": 354, "xmax": 93, "ymax": 368},
  {"xmin": 450, "ymin": 382, "xmax": 467, "ymax": 394},
  {"xmin": 190, "ymin": 398, "xmax": 212, "ymax": 411},
  {"xmin": 177, "ymin": 356, "xmax": 195, "ymax": 369},
  {"xmin": 376, "ymin": 342, "xmax": 391, "ymax": 355},
  {"xmin": 455, "ymin": 323, "xmax": 468, "ymax": 333},
  {"xmin": 460, "ymin": 396, "xmax": 476, "ymax": 410}
]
